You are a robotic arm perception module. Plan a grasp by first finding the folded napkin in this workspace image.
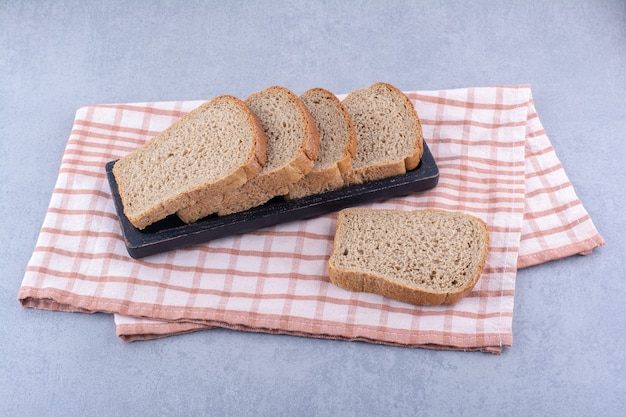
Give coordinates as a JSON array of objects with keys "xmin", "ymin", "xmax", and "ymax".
[{"xmin": 18, "ymin": 85, "xmax": 604, "ymax": 353}]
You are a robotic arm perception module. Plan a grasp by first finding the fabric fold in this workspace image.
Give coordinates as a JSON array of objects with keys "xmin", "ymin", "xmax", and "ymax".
[{"xmin": 18, "ymin": 86, "xmax": 604, "ymax": 353}]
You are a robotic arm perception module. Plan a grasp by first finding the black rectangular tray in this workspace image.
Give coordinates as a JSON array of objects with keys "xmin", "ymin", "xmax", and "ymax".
[{"xmin": 106, "ymin": 140, "xmax": 439, "ymax": 258}]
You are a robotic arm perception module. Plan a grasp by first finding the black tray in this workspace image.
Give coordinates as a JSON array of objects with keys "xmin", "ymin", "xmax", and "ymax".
[{"xmin": 106, "ymin": 140, "xmax": 439, "ymax": 258}]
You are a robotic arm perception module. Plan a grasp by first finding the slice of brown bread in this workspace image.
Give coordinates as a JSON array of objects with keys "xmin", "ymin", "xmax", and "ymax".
[
  {"xmin": 285, "ymin": 88, "xmax": 357, "ymax": 200},
  {"xmin": 112, "ymin": 95, "xmax": 266, "ymax": 230},
  {"xmin": 328, "ymin": 208, "xmax": 490, "ymax": 306},
  {"xmin": 341, "ymin": 82, "xmax": 424, "ymax": 186},
  {"xmin": 177, "ymin": 86, "xmax": 320, "ymax": 221}
]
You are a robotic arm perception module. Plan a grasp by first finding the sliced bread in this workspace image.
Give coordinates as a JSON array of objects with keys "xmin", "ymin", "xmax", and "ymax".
[
  {"xmin": 285, "ymin": 88, "xmax": 357, "ymax": 200},
  {"xmin": 341, "ymin": 82, "xmax": 423, "ymax": 186},
  {"xmin": 177, "ymin": 86, "xmax": 320, "ymax": 221},
  {"xmin": 112, "ymin": 95, "xmax": 266, "ymax": 230},
  {"xmin": 328, "ymin": 208, "xmax": 490, "ymax": 306}
]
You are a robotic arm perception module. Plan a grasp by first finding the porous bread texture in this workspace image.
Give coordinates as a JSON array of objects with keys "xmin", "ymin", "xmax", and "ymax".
[
  {"xmin": 113, "ymin": 95, "xmax": 266, "ymax": 230},
  {"xmin": 177, "ymin": 86, "xmax": 320, "ymax": 221},
  {"xmin": 341, "ymin": 82, "xmax": 424, "ymax": 186},
  {"xmin": 285, "ymin": 88, "xmax": 357, "ymax": 200},
  {"xmin": 328, "ymin": 208, "xmax": 490, "ymax": 306}
]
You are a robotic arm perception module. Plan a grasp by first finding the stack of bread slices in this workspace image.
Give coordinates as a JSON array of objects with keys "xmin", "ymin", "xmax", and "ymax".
[{"xmin": 113, "ymin": 82, "xmax": 423, "ymax": 229}]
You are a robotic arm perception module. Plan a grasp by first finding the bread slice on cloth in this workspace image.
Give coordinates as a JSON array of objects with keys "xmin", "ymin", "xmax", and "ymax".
[
  {"xmin": 113, "ymin": 95, "xmax": 267, "ymax": 230},
  {"xmin": 328, "ymin": 208, "xmax": 490, "ymax": 306},
  {"xmin": 285, "ymin": 88, "xmax": 356, "ymax": 200},
  {"xmin": 177, "ymin": 86, "xmax": 320, "ymax": 221},
  {"xmin": 341, "ymin": 82, "xmax": 423, "ymax": 186}
]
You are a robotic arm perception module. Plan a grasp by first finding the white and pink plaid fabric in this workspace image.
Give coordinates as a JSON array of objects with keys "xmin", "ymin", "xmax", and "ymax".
[{"xmin": 18, "ymin": 85, "xmax": 604, "ymax": 353}]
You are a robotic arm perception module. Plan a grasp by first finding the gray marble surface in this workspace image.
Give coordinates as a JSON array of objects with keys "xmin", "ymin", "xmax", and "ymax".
[{"xmin": 1, "ymin": 1, "xmax": 624, "ymax": 416}]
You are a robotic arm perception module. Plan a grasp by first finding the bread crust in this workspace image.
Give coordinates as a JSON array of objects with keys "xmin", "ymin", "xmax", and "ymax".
[
  {"xmin": 113, "ymin": 95, "xmax": 267, "ymax": 230},
  {"xmin": 298, "ymin": 90, "xmax": 322, "ymax": 165},
  {"xmin": 286, "ymin": 88, "xmax": 357, "ymax": 200},
  {"xmin": 341, "ymin": 82, "xmax": 424, "ymax": 186},
  {"xmin": 327, "ymin": 209, "xmax": 490, "ymax": 306}
]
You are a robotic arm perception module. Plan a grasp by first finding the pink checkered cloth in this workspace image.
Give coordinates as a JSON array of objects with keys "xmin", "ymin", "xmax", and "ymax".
[{"xmin": 18, "ymin": 85, "xmax": 604, "ymax": 353}]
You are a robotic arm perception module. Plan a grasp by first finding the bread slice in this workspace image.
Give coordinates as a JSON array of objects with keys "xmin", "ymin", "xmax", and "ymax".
[
  {"xmin": 328, "ymin": 208, "xmax": 490, "ymax": 306},
  {"xmin": 177, "ymin": 86, "xmax": 320, "ymax": 221},
  {"xmin": 285, "ymin": 88, "xmax": 357, "ymax": 199},
  {"xmin": 112, "ymin": 95, "xmax": 266, "ymax": 230},
  {"xmin": 341, "ymin": 82, "xmax": 423, "ymax": 186}
]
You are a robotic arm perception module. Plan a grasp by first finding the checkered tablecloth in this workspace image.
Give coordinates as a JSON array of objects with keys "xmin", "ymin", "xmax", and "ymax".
[{"xmin": 18, "ymin": 85, "xmax": 604, "ymax": 353}]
